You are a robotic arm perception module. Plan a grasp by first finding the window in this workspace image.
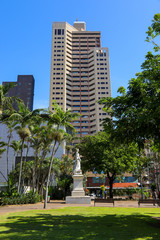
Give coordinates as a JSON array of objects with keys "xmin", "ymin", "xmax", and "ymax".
[{"xmin": 92, "ymin": 177, "xmax": 104, "ymax": 183}]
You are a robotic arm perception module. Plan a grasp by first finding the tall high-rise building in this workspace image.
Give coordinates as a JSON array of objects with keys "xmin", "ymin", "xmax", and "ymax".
[
  {"xmin": 49, "ymin": 21, "xmax": 111, "ymax": 137},
  {"xmin": 3, "ymin": 75, "xmax": 35, "ymax": 111}
]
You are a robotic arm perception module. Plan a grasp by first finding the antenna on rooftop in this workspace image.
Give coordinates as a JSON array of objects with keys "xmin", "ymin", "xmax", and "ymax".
[{"xmin": 76, "ymin": 18, "xmax": 78, "ymax": 22}]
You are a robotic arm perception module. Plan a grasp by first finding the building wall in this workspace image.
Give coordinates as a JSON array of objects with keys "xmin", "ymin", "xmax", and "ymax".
[
  {"xmin": 87, "ymin": 177, "xmax": 109, "ymax": 188},
  {"xmin": 3, "ymin": 75, "xmax": 34, "ymax": 111},
  {"xmin": 49, "ymin": 21, "xmax": 111, "ymax": 139},
  {"xmin": 0, "ymin": 124, "xmax": 65, "ymax": 184}
]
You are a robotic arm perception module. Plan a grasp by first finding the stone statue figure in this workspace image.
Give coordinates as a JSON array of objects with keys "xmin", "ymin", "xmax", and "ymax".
[{"xmin": 73, "ymin": 149, "xmax": 82, "ymax": 175}]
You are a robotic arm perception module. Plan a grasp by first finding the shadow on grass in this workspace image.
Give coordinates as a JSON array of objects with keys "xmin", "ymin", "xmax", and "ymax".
[{"xmin": 0, "ymin": 212, "xmax": 160, "ymax": 240}]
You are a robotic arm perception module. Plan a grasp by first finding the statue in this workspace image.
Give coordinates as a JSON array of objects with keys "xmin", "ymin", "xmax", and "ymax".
[
  {"xmin": 73, "ymin": 149, "xmax": 82, "ymax": 174},
  {"xmin": 66, "ymin": 148, "xmax": 91, "ymax": 204}
]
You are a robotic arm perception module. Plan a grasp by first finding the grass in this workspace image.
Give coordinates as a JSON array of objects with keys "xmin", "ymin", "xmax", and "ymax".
[{"xmin": 0, "ymin": 207, "xmax": 160, "ymax": 239}]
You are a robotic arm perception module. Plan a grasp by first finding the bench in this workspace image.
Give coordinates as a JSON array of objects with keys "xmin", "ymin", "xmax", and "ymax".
[
  {"xmin": 94, "ymin": 198, "xmax": 115, "ymax": 207},
  {"xmin": 138, "ymin": 199, "xmax": 159, "ymax": 207}
]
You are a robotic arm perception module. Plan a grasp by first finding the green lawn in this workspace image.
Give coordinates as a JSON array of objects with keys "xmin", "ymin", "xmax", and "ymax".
[{"xmin": 0, "ymin": 207, "xmax": 160, "ymax": 240}]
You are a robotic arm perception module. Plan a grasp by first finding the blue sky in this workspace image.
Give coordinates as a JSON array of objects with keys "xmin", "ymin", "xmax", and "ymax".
[{"xmin": 0, "ymin": 0, "xmax": 159, "ymax": 109}]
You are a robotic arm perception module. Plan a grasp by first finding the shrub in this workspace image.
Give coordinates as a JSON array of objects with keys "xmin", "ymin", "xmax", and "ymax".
[{"xmin": 0, "ymin": 191, "xmax": 41, "ymax": 206}]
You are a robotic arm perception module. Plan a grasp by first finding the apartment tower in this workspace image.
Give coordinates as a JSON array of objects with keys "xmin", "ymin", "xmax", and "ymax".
[
  {"xmin": 49, "ymin": 21, "xmax": 111, "ymax": 137},
  {"xmin": 3, "ymin": 75, "xmax": 35, "ymax": 111}
]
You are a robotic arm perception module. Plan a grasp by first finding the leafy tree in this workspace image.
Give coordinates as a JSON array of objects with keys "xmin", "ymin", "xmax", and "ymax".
[
  {"xmin": 78, "ymin": 132, "xmax": 139, "ymax": 198},
  {"xmin": 99, "ymin": 14, "xmax": 160, "ymax": 149}
]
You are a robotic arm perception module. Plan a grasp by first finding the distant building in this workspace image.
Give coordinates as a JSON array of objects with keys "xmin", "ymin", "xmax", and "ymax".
[{"xmin": 3, "ymin": 75, "xmax": 35, "ymax": 111}]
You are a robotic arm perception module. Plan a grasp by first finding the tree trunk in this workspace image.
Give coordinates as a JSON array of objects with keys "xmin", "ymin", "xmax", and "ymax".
[
  {"xmin": 107, "ymin": 171, "xmax": 116, "ymax": 199},
  {"xmin": 18, "ymin": 139, "xmax": 24, "ymax": 194},
  {"xmin": 25, "ymin": 141, "xmax": 30, "ymax": 162},
  {"xmin": 44, "ymin": 142, "xmax": 60, "ymax": 209},
  {"xmin": 109, "ymin": 178, "xmax": 114, "ymax": 198},
  {"xmin": 32, "ymin": 151, "xmax": 38, "ymax": 192},
  {"xmin": 37, "ymin": 150, "xmax": 47, "ymax": 194},
  {"xmin": 12, "ymin": 153, "xmax": 16, "ymax": 171},
  {"xmin": 6, "ymin": 134, "xmax": 12, "ymax": 191}
]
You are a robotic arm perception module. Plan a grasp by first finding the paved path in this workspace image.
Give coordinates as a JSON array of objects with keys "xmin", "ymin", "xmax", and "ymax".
[{"xmin": 0, "ymin": 200, "xmax": 159, "ymax": 215}]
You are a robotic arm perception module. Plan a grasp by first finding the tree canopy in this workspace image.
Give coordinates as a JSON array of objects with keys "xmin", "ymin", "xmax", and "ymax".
[
  {"xmin": 99, "ymin": 13, "xmax": 160, "ymax": 149},
  {"xmin": 77, "ymin": 132, "xmax": 139, "ymax": 198}
]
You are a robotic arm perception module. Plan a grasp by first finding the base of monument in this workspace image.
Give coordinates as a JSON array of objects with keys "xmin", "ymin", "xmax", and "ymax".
[
  {"xmin": 66, "ymin": 196, "xmax": 91, "ymax": 204},
  {"xmin": 72, "ymin": 190, "xmax": 85, "ymax": 197}
]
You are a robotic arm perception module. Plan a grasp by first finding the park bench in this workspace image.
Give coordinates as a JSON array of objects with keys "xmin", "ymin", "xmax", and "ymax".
[
  {"xmin": 138, "ymin": 199, "xmax": 159, "ymax": 207},
  {"xmin": 94, "ymin": 198, "xmax": 115, "ymax": 207}
]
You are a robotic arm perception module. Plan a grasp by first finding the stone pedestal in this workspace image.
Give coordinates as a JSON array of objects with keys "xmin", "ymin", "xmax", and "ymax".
[
  {"xmin": 66, "ymin": 196, "xmax": 91, "ymax": 204},
  {"xmin": 66, "ymin": 174, "xmax": 91, "ymax": 204},
  {"xmin": 72, "ymin": 174, "xmax": 84, "ymax": 196}
]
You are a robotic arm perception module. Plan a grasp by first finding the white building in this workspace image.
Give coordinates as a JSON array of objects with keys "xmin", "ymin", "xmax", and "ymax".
[{"xmin": 0, "ymin": 124, "xmax": 64, "ymax": 186}]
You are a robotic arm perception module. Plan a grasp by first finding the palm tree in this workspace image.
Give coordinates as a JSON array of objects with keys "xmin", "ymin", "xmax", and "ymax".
[
  {"xmin": 10, "ymin": 140, "xmax": 21, "ymax": 170},
  {"xmin": 44, "ymin": 102, "xmax": 78, "ymax": 208},
  {"xmin": 17, "ymin": 127, "xmax": 31, "ymax": 193},
  {"xmin": 44, "ymin": 128, "xmax": 64, "ymax": 208},
  {"xmin": 8, "ymin": 101, "xmax": 43, "ymax": 193},
  {"xmin": 32, "ymin": 127, "xmax": 51, "ymax": 193},
  {"xmin": 0, "ymin": 83, "xmax": 16, "ymax": 115},
  {"xmin": 0, "ymin": 140, "xmax": 7, "ymax": 182},
  {"xmin": 2, "ymin": 119, "xmax": 17, "ymax": 186}
]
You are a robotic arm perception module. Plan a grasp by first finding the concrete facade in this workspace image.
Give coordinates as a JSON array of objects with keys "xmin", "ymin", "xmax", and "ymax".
[
  {"xmin": 3, "ymin": 75, "xmax": 35, "ymax": 111},
  {"xmin": 49, "ymin": 21, "xmax": 111, "ymax": 139}
]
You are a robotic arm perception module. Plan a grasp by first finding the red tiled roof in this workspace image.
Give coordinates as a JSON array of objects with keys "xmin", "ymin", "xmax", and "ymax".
[{"xmin": 111, "ymin": 183, "xmax": 138, "ymax": 188}]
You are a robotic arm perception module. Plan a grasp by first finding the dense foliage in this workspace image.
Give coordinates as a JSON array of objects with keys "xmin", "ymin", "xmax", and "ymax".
[{"xmin": 0, "ymin": 191, "xmax": 42, "ymax": 206}]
